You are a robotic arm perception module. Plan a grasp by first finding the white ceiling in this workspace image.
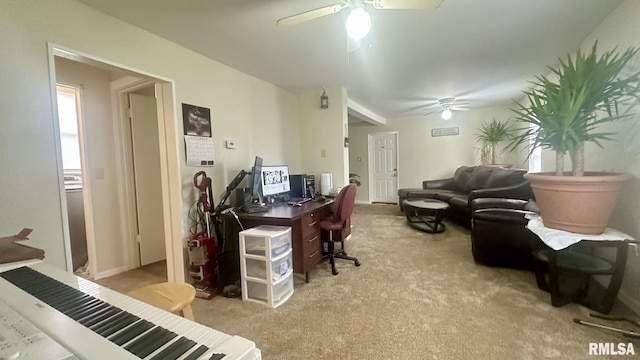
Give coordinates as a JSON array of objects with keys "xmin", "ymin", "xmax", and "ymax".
[{"xmin": 76, "ymin": 0, "xmax": 623, "ymax": 118}]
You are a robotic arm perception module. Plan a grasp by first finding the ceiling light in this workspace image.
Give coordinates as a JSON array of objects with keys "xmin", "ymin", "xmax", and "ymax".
[
  {"xmin": 346, "ymin": 7, "xmax": 371, "ymax": 40},
  {"xmin": 441, "ymin": 108, "xmax": 452, "ymax": 120}
]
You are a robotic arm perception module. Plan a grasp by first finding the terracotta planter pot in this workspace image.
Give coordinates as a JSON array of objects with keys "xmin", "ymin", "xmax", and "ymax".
[{"xmin": 524, "ymin": 172, "xmax": 632, "ymax": 235}]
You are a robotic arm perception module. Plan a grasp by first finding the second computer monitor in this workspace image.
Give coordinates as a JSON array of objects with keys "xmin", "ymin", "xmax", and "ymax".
[{"xmin": 261, "ymin": 165, "xmax": 290, "ymax": 202}]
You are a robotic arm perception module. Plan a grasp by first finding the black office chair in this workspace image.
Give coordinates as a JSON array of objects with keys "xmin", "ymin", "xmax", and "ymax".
[{"xmin": 320, "ymin": 184, "xmax": 360, "ymax": 275}]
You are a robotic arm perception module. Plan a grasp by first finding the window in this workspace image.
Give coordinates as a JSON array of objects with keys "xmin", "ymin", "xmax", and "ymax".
[
  {"xmin": 528, "ymin": 123, "xmax": 541, "ymax": 172},
  {"xmin": 56, "ymin": 85, "xmax": 82, "ymax": 182}
]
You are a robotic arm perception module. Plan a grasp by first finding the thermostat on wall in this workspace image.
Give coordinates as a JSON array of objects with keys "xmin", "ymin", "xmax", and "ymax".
[{"xmin": 224, "ymin": 140, "xmax": 236, "ymax": 149}]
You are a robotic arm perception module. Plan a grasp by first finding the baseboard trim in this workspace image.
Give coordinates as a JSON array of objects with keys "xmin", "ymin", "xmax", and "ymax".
[{"xmin": 93, "ymin": 265, "xmax": 127, "ymax": 280}]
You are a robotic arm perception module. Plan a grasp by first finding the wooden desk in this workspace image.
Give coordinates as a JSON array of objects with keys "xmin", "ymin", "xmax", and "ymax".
[{"xmin": 223, "ymin": 200, "xmax": 349, "ymax": 284}]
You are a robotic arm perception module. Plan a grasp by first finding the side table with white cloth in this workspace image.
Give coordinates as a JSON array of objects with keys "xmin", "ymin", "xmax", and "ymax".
[{"xmin": 526, "ymin": 216, "xmax": 638, "ymax": 314}]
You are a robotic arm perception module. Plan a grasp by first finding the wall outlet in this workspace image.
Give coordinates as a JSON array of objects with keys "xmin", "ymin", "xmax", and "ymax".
[{"xmin": 224, "ymin": 140, "xmax": 236, "ymax": 149}]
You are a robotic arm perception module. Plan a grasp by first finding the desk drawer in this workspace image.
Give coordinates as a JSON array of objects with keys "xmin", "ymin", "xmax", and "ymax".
[
  {"xmin": 301, "ymin": 210, "xmax": 321, "ymax": 238},
  {"xmin": 302, "ymin": 231, "xmax": 321, "ymax": 258},
  {"xmin": 302, "ymin": 238, "xmax": 322, "ymax": 269}
]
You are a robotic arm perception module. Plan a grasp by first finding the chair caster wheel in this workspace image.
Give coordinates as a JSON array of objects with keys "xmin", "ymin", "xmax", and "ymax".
[
  {"xmin": 332, "ymin": 269, "xmax": 339, "ymax": 275},
  {"xmin": 355, "ymin": 261, "xmax": 361, "ymax": 267}
]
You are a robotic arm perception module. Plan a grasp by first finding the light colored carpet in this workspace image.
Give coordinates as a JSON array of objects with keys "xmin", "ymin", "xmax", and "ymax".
[{"xmin": 97, "ymin": 204, "xmax": 639, "ymax": 359}]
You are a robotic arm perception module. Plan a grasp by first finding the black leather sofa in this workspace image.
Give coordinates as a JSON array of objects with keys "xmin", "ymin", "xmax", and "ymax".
[{"xmin": 397, "ymin": 166, "xmax": 534, "ymax": 226}]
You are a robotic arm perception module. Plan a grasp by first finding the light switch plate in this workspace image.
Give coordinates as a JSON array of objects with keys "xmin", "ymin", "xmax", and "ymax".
[{"xmin": 224, "ymin": 140, "xmax": 236, "ymax": 149}]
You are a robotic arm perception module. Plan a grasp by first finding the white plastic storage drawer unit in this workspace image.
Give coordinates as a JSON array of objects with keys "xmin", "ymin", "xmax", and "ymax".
[{"xmin": 239, "ymin": 225, "xmax": 294, "ymax": 308}]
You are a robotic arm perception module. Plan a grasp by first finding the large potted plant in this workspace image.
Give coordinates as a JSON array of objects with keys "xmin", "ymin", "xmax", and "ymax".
[
  {"xmin": 510, "ymin": 42, "xmax": 640, "ymax": 234},
  {"xmin": 475, "ymin": 117, "xmax": 513, "ymax": 167}
]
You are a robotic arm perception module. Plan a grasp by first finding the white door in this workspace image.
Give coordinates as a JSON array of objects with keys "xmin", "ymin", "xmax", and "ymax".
[
  {"xmin": 129, "ymin": 93, "xmax": 166, "ymax": 266},
  {"xmin": 369, "ymin": 132, "xmax": 398, "ymax": 203}
]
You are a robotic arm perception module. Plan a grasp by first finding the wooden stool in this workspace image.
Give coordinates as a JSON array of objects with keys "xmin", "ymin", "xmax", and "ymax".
[{"xmin": 127, "ymin": 282, "xmax": 196, "ymax": 320}]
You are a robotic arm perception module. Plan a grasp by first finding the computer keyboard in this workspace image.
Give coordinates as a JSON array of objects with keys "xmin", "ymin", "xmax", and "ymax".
[
  {"xmin": 244, "ymin": 204, "xmax": 269, "ymax": 213},
  {"xmin": 287, "ymin": 198, "xmax": 311, "ymax": 207}
]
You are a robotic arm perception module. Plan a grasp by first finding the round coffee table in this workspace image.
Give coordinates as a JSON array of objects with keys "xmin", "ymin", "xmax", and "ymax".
[{"xmin": 402, "ymin": 198, "xmax": 449, "ymax": 233}]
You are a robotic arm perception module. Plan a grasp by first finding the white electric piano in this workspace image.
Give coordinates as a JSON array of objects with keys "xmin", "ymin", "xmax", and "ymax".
[{"xmin": 0, "ymin": 260, "xmax": 261, "ymax": 360}]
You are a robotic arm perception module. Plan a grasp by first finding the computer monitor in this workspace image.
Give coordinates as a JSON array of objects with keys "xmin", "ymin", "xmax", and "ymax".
[
  {"xmin": 260, "ymin": 165, "xmax": 290, "ymax": 201},
  {"xmin": 249, "ymin": 156, "xmax": 264, "ymax": 205}
]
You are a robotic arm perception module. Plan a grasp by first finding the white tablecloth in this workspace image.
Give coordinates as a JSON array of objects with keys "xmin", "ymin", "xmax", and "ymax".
[{"xmin": 526, "ymin": 215, "xmax": 634, "ymax": 250}]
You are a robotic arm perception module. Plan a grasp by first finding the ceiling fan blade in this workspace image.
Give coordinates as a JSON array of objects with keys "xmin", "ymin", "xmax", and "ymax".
[
  {"xmin": 276, "ymin": 4, "xmax": 345, "ymax": 26},
  {"xmin": 451, "ymin": 106, "xmax": 470, "ymax": 111},
  {"xmin": 369, "ymin": 0, "xmax": 444, "ymax": 10},
  {"xmin": 423, "ymin": 108, "xmax": 441, "ymax": 116}
]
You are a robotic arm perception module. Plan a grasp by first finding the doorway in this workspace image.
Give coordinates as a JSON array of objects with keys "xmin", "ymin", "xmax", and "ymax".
[
  {"xmin": 368, "ymin": 132, "xmax": 399, "ymax": 204},
  {"xmin": 55, "ymin": 85, "xmax": 89, "ymax": 272},
  {"xmin": 50, "ymin": 46, "xmax": 183, "ymax": 282}
]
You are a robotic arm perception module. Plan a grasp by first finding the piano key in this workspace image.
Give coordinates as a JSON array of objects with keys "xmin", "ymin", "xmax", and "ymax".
[
  {"xmin": 94, "ymin": 311, "xmax": 140, "ymax": 338},
  {"xmin": 183, "ymin": 344, "xmax": 209, "ymax": 360},
  {"xmin": 208, "ymin": 353, "xmax": 226, "ymax": 360},
  {"xmin": 66, "ymin": 299, "xmax": 111, "ymax": 320},
  {"xmin": 78, "ymin": 306, "xmax": 123, "ymax": 328},
  {"xmin": 109, "ymin": 319, "xmax": 154, "ymax": 345},
  {"xmin": 125, "ymin": 326, "xmax": 177, "ymax": 358},
  {"xmin": 149, "ymin": 337, "xmax": 197, "ymax": 360}
]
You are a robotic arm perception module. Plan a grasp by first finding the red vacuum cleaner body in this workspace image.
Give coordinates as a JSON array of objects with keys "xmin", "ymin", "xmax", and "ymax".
[{"xmin": 188, "ymin": 171, "xmax": 220, "ymax": 299}]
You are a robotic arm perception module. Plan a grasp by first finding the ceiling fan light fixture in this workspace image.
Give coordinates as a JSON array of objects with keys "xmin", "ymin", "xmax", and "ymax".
[
  {"xmin": 346, "ymin": 7, "xmax": 371, "ymax": 40},
  {"xmin": 441, "ymin": 108, "xmax": 452, "ymax": 120}
]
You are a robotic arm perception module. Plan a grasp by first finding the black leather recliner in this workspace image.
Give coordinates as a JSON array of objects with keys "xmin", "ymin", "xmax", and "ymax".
[{"xmin": 470, "ymin": 198, "xmax": 544, "ymax": 269}]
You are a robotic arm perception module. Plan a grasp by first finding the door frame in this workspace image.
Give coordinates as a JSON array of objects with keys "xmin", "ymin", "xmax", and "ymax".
[
  {"xmin": 367, "ymin": 131, "xmax": 399, "ymax": 204},
  {"xmin": 47, "ymin": 43, "xmax": 184, "ymax": 282}
]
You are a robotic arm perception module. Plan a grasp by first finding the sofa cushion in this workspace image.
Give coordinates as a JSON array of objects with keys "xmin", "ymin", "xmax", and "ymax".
[
  {"xmin": 398, "ymin": 188, "xmax": 424, "ymax": 198},
  {"xmin": 400, "ymin": 189, "xmax": 440, "ymax": 199},
  {"xmin": 451, "ymin": 166, "xmax": 475, "ymax": 192},
  {"xmin": 485, "ymin": 168, "xmax": 526, "ymax": 188},
  {"xmin": 434, "ymin": 190, "xmax": 461, "ymax": 202},
  {"xmin": 464, "ymin": 167, "xmax": 493, "ymax": 192},
  {"xmin": 449, "ymin": 195, "xmax": 469, "ymax": 209}
]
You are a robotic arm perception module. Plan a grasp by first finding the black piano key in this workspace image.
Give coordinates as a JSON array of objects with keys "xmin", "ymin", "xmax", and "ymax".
[
  {"xmin": 209, "ymin": 353, "xmax": 226, "ymax": 360},
  {"xmin": 47, "ymin": 292, "xmax": 93, "ymax": 310},
  {"xmin": 138, "ymin": 331, "xmax": 179, "ymax": 358},
  {"xmin": 81, "ymin": 307, "xmax": 123, "ymax": 328},
  {"xmin": 184, "ymin": 345, "xmax": 209, "ymax": 360},
  {"xmin": 109, "ymin": 320, "xmax": 154, "ymax": 346},
  {"xmin": 93, "ymin": 312, "xmax": 139, "ymax": 337},
  {"xmin": 149, "ymin": 337, "xmax": 197, "ymax": 360},
  {"xmin": 125, "ymin": 327, "xmax": 177, "ymax": 358},
  {"xmin": 64, "ymin": 299, "xmax": 109, "ymax": 319},
  {"xmin": 124, "ymin": 327, "xmax": 167, "ymax": 353},
  {"xmin": 96, "ymin": 313, "xmax": 140, "ymax": 338}
]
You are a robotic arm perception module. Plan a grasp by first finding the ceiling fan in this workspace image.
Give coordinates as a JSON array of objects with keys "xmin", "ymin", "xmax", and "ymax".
[
  {"xmin": 276, "ymin": 0, "xmax": 445, "ymax": 41},
  {"xmin": 422, "ymin": 97, "xmax": 470, "ymax": 119}
]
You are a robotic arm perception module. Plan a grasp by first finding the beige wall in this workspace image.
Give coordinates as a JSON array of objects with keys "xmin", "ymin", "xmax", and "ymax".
[
  {"xmin": 0, "ymin": 0, "xmax": 302, "ymax": 273},
  {"xmin": 348, "ymin": 106, "xmax": 518, "ymax": 203},
  {"xmin": 299, "ymin": 87, "xmax": 349, "ymax": 190}
]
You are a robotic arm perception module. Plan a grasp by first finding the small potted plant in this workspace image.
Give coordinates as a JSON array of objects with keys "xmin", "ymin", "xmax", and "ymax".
[
  {"xmin": 349, "ymin": 173, "xmax": 361, "ymax": 186},
  {"xmin": 509, "ymin": 42, "xmax": 640, "ymax": 234},
  {"xmin": 475, "ymin": 117, "xmax": 513, "ymax": 167}
]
